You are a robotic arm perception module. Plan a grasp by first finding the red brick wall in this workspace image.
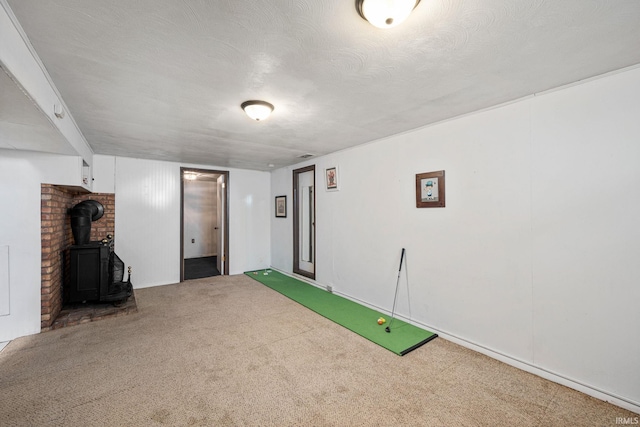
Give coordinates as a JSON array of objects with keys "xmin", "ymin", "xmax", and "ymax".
[
  {"xmin": 40, "ymin": 185, "xmax": 115, "ymax": 330},
  {"xmin": 72, "ymin": 193, "xmax": 116, "ymax": 243}
]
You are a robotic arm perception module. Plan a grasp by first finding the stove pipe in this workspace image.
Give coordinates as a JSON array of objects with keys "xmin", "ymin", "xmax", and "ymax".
[{"xmin": 70, "ymin": 200, "xmax": 104, "ymax": 245}]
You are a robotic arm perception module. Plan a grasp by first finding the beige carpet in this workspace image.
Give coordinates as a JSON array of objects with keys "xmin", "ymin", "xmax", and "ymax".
[{"xmin": 0, "ymin": 274, "xmax": 635, "ymax": 426}]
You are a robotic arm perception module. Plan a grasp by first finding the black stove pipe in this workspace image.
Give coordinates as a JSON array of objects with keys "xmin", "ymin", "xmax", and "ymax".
[{"xmin": 70, "ymin": 200, "xmax": 104, "ymax": 245}]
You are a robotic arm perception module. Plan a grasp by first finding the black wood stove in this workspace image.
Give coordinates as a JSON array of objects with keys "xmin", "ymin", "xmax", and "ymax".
[
  {"xmin": 66, "ymin": 200, "xmax": 132, "ymax": 304},
  {"xmin": 67, "ymin": 236, "xmax": 133, "ymax": 304}
]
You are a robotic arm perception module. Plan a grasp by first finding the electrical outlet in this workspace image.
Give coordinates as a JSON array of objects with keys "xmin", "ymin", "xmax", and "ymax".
[
  {"xmin": 326, "ymin": 285, "xmax": 333, "ymax": 293},
  {"xmin": 191, "ymin": 238, "xmax": 195, "ymax": 243}
]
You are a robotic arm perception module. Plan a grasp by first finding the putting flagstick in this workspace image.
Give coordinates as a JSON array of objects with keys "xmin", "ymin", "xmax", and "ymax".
[{"xmin": 385, "ymin": 248, "xmax": 405, "ymax": 333}]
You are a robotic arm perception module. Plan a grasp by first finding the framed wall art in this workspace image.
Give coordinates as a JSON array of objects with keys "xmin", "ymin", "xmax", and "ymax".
[
  {"xmin": 275, "ymin": 195, "xmax": 287, "ymax": 218},
  {"xmin": 325, "ymin": 166, "xmax": 339, "ymax": 191},
  {"xmin": 416, "ymin": 170, "xmax": 445, "ymax": 208}
]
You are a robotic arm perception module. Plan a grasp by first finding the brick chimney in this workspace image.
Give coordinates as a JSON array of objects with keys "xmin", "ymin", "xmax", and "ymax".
[{"xmin": 40, "ymin": 185, "xmax": 115, "ymax": 330}]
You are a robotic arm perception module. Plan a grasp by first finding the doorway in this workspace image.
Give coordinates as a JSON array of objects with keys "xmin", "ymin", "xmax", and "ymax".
[
  {"xmin": 293, "ymin": 165, "xmax": 315, "ymax": 280},
  {"xmin": 180, "ymin": 168, "xmax": 229, "ymax": 280}
]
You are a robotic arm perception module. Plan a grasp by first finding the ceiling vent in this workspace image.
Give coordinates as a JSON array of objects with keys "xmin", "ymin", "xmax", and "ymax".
[{"xmin": 298, "ymin": 153, "xmax": 314, "ymax": 159}]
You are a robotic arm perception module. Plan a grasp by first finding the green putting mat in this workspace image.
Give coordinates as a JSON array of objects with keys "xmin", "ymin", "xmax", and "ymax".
[{"xmin": 245, "ymin": 269, "xmax": 437, "ymax": 356}]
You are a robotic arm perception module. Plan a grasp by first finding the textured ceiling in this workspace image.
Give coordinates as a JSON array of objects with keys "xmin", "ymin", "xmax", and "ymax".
[
  {"xmin": 5, "ymin": 0, "xmax": 640, "ymax": 170},
  {"xmin": 0, "ymin": 66, "xmax": 74, "ymax": 155}
]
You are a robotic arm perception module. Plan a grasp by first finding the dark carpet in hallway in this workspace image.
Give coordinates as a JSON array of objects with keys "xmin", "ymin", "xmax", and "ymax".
[{"xmin": 184, "ymin": 256, "xmax": 220, "ymax": 279}]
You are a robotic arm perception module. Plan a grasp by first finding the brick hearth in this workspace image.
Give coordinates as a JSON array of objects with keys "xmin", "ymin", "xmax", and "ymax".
[
  {"xmin": 40, "ymin": 185, "xmax": 136, "ymax": 331},
  {"xmin": 49, "ymin": 293, "xmax": 138, "ymax": 330}
]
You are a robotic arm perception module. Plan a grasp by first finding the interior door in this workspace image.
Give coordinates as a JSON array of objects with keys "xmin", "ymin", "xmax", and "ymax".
[
  {"xmin": 293, "ymin": 165, "xmax": 315, "ymax": 279},
  {"xmin": 216, "ymin": 175, "xmax": 225, "ymax": 275},
  {"xmin": 180, "ymin": 168, "xmax": 229, "ymax": 281}
]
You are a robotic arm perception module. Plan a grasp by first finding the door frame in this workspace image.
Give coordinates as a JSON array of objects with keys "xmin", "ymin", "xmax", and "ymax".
[
  {"xmin": 180, "ymin": 167, "xmax": 230, "ymax": 280},
  {"xmin": 293, "ymin": 165, "xmax": 316, "ymax": 280}
]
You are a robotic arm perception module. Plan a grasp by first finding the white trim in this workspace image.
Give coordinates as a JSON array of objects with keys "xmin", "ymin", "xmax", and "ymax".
[
  {"xmin": 0, "ymin": 0, "xmax": 93, "ymax": 164},
  {"xmin": 268, "ymin": 267, "xmax": 640, "ymax": 414},
  {"xmin": 281, "ymin": 63, "xmax": 640, "ymax": 173},
  {"xmin": 409, "ymin": 322, "xmax": 640, "ymax": 415}
]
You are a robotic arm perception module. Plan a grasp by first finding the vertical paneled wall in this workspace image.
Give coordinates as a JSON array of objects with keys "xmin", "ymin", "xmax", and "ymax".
[
  {"xmin": 0, "ymin": 245, "xmax": 9, "ymax": 317},
  {"xmin": 226, "ymin": 168, "xmax": 271, "ymax": 274},
  {"xmin": 111, "ymin": 156, "xmax": 271, "ymax": 288},
  {"xmin": 115, "ymin": 157, "xmax": 181, "ymax": 288},
  {"xmin": 528, "ymin": 70, "xmax": 640, "ymax": 405},
  {"xmin": 270, "ymin": 67, "xmax": 640, "ymax": 411}
]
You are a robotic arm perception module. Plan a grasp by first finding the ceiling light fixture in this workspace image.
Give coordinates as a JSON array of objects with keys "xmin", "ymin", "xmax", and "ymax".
[
  {"xmin": 356, "ymin": 0, "xmax": 420, "ymax": 29},
  {"xmin": 241, "ymin": 100, "xmax": 274, "ymax": 121}
]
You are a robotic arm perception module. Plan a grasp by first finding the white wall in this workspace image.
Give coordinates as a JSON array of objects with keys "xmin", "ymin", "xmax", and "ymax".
[
  {"xmin": 92, "ymin": 155, "xmax": 115, "ymax": 193},
  {"xmin": 183, "ymin": 179, "xmax": 218, "ymax": 259},
  {"xmin": 270, "ymin": 66, "xmax": 640, "ymax": 411},
  {"xmin": 0, "ymin": 150, "xmax": 90, "ymax": 341},
  {"xmin": 226, "ymin": 167, "xmax": 271, "ymax": 275},
  {"xmin": 111, "ymin": 156, "xmax": 270, "ymax": 288},
  {"xmin": 529, "ymin": 69, "xmax": 640, "ymax": 406},
  {"xmin": 0, "ymin": 0, "xmax": 98, "ymax": 341},
  {"xmin": 0, "ymin": 152, "xmax": 270, "ymax": 341},
  {"xmin": 270, "ymin": 169, "xmax": 294, "ymax": 272},
  {"xmin": 0, "ymin": 1, "xmax": 93, "ymax": 164}
]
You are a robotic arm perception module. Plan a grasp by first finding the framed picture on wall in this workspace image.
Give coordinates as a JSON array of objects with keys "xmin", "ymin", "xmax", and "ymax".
[
  {"xmin": 325, "ymin": 166, "xmax": 339, "ymax": 191},
  {"xmin": 275, "ymin": 195, "xmax": 287, "ymax": 218},
  {"xmin": 416, "ymin": 170, "xmax": 445, "ymax": 208}
]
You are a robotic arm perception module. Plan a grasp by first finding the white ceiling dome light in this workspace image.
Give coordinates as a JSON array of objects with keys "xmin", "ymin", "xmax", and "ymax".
[
  {"xmin": 241, "ymin": 100, "xmax": 274, "ymax": 121},
  {"xmin": 356, "ymin": 0, "xmax": 420, "ymax": 29}
]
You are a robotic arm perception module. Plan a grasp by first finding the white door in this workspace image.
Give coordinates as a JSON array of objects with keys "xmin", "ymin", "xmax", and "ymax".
[{"xmin": 216, "ymin": 175, "xmax": 225, "ymax": 275}]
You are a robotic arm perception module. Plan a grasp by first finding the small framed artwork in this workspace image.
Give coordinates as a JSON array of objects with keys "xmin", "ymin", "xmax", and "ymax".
[
  {"xmin": 325, "ymin": 166, "xmax": 339, "ymax": 191},
  {"xmin": 275, "ymin": 195, "xmax": 287, "ymax": 218},
  {"xmin": 416, "ymin": 170, "xmax": 445, "ymax": 208}
]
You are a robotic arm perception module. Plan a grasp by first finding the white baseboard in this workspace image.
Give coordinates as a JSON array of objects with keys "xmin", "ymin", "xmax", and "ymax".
[
  {"xmin": 417, "ymin": 324, "xmax": 640, "ymax": 415},
  {"xmin": 268, "ymin": 267, "xmax": 640, "ymax": 415}
]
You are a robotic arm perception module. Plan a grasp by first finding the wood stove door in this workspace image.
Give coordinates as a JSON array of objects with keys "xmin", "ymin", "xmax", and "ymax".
[{"xmin": 68, "ymin": 245, "xmax": 108, "ymax": 303}]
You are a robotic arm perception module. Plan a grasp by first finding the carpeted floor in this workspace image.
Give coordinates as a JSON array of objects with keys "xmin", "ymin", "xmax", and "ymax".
[
  {"xmin": 184, "ymin": 256, "xmax": 220, "ymax": 279},
  {"xmin": 0, "ymin": 274, "xmax": 636, "ymax": 426},
  {"xmin": 246, "ymin": 269, "xmax": 437, "ymax": 355}
]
